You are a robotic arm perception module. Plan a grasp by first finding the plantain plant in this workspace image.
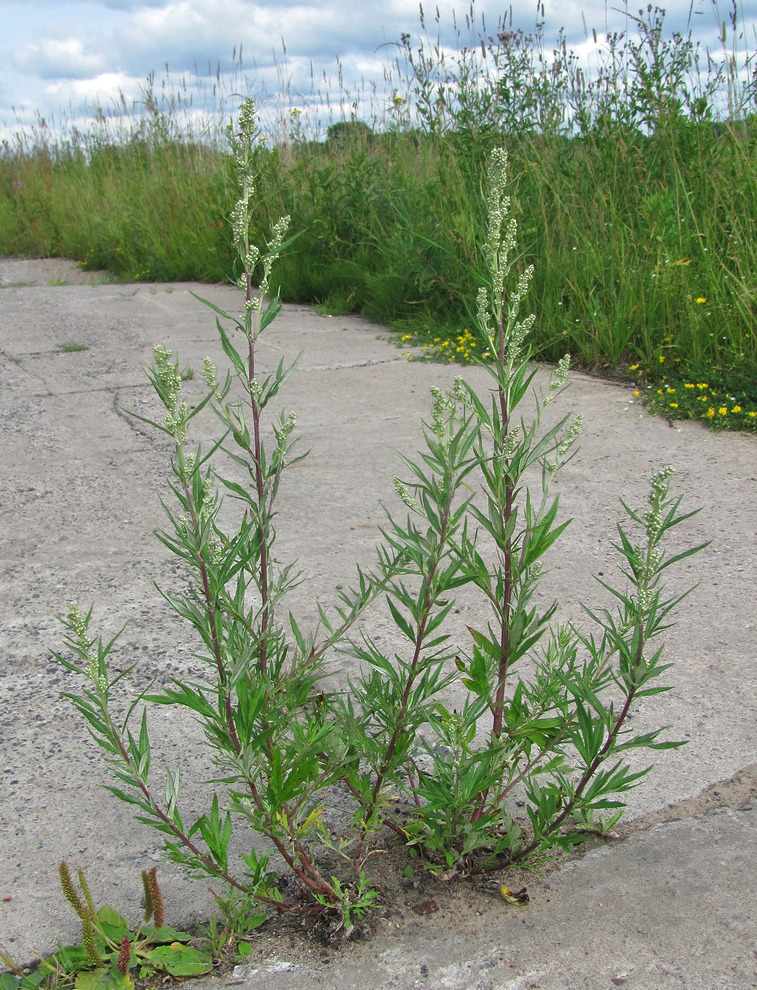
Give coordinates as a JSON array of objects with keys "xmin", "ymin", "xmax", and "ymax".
[
  {"xmin": 0, "ymin": 865, "xmax": 212, "ymax": 990},
  {"xmin": 53, "ymin": 103, "xmax": 706, "ymax": 937}
]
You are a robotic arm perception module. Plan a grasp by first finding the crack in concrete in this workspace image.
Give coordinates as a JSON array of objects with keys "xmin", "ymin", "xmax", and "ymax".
[
  {"xmin": 304, "ymin": 357, "xmax": 409, "ymax": 371},
  {"xmin": 617, "ymin": 764, "xmax": 756, "ymax": 838}
]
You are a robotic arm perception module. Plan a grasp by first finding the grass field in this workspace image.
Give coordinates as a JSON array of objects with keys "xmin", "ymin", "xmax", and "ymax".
[{"xmin": 1, "ymin": 4, "xmax": 755, "ymax": 429}]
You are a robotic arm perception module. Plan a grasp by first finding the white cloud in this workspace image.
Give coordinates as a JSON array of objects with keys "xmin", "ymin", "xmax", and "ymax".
[
  {"xmin": 13, "ymin": 37, "xmax": 108, "ymax": 79},
  {"xmin": 1, "ymin": 0, "xmax": 755, "ymax": 137},
  {"xmin": 43, "ymin": 72, "xmax": 143, "ymax": 108}
]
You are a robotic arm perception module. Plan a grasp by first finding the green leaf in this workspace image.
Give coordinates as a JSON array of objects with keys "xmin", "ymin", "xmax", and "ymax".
[
  {"xmin": 144, "ymin": 926, "xmax": 193, "ymax": 945},
  {"xmin": 95, "ymin": 906, "xmax": 130, "ymax": 942},
  {"xmin": 75, "ymin": 969, "xmax": 132, "ymax": 990},
  {"xmin": 387, "ymin": 598, "xmax": 416, "ymax": 642},
  {"xmin": 144, "ymin": 944, "xmax": 213, "ymax": 977},
  {"xmin": 259, "ymin": 297, "xmax": 282, "ymax": 333},
  {"xmin": 467, "ymin": 626, "xmax": 500, "ymax": 661},
  {"xmin": 50, "ymin": 944, "xmax": 90, "ymax": 973},
  {"xmin": 217, "ymin": 321, "xmax": 247, "ymax": 376},
  {"xmin": 189, "ymin": 291, "xmax": 234, "ymax": 321}
]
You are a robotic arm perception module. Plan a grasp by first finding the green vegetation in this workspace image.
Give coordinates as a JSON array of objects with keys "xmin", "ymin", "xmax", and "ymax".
[
  {"xmin": 46, "ymin": 102, "xmax": 706, "ymax": 938},
  {"xmin": 0, "ymin": 865, "xmax": 246, "ymax": 990},
  {"xmin": 56, "ymin": 342, "xmax": 88, "ymax": 352},
  {"xmin": 0, "ymin": 3, "xmax": 754, "ymax": 429}
]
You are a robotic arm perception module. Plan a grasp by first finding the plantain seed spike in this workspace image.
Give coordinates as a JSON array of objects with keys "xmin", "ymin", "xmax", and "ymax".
[
  {"xmin": 117, "ymin": 935, "xmax": 131, "ymax": 975},
  {"xmin": 141, "ymin": 869, "xmax": 153, "ymax": 924},
  {"xmin": 77, "ymin": 867, "xmax": 97, "ymax": 918},
  {"xmin": 148, "ymin": 866, "xmax": 165, "ymax": 929},
  {"xmin": 81, "ymin": 913, "xmax": 102, "ymax": 966},
  {"xmin": 58, "ymin": 861, "xmax": 85, "ymax": 920}
]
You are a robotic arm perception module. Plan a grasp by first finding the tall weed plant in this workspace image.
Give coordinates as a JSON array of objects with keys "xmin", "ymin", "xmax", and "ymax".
[{"xmin": 54, "ymin": 101, "xmax": 706, "ymax": 934}]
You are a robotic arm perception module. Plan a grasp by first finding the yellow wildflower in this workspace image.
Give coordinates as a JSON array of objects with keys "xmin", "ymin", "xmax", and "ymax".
[
  {"xmin": 732, "ymin": 405, "xmax": 742, "ymax": 413},
  {"xmin": 696, "ymin": 297, "xmax": 707, "ymax": 304},
  {"xmin": 719, "ymin": 407, "xmax": 728, "ymax": 416}
]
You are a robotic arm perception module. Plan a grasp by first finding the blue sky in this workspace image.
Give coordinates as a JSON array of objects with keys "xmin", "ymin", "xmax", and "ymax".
[{"xmin": 1, "ymin": 0, "xmax": 754, "ymax": 139}]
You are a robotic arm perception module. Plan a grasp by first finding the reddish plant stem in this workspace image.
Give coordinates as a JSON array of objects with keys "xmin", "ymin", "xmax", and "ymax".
[
  {"xmin": 239, "ymin": 275, "xmax": 336, "ymax": 904},
  {"xmin": 492, "ymin": 306, "xmax": 514, "ymax": 740},
  {"xmin": 511, "ymin": 686, "xmax": 637, "ymax": 867},
  {"xmin": 111, "ymin": 722, "xmax": 248, "ymax": 893},
  {"xmin": 507, "ymin": 619, "xmax": 646, "ymax": 868},
  {"xmin": 247, "ymin": 271, "xmax": 270, "ymax": 675}
]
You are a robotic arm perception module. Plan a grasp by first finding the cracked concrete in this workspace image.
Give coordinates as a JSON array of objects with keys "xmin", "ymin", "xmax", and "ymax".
[{"xmin": 1, "ymin": 259, "xmax": 755, "ymax": 989}]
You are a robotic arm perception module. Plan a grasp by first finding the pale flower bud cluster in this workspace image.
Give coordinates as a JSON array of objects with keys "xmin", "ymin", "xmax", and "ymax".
[
  {"xmin": 274, "ymin": 410, "xmax": 297, "ymax": 462},
  {"xmin": 258, "ymin": 216, "xmax": 291, "ymax": 303},
  {"xmin": 430, "ymin": 385, "xmax": 455, "ymax": 445},
  {"xmin": 394, "ymin": 476, "xmax": 417, "ymax": 510},
  {"xmin": 632, "ymin": 542, "xmax": 660, "ymax": 584},
  {"xmin": 637, "ymin": 587, "xmax": 655, "ymax": 613},
  {"xmin": 644, "ymin": 508, "xmax": 663, "ymax": 543},
  {"xmin": 649, "ymin": 465, "xmax": 674, "ymax": 502},
  {"xmin": 237, "ymin": 98, "xmax": 258, "ymax": 140},
  {"xmin": 67, "ymin": 602, "xmax": 106, "ymax": 697},
  {"xmin": 201, "ymin": 357, "xmax": 217, "ymax": 391},
  {"xmin": 231, "ymin": 201, "xmax": 249, "ymax": 253},
  {"xmin": 270, "ymin": 215, "xmax": 291, "ymax": 250},
  {"xmin": 478, "ymin": 150, "xmax": 540, "ymax": 367},
  {"xmin": 558, "ymin": 413, "xmax": 583, "ymax": 457},
  {"xmin": 645, "ymin": 465, "xmax": 674, "ymax": 544},
  {"xmin": 164, "ymin": 402, "xmax": 189, "ymax": 446},
  {"xmin": 67, "ymin": 602, "xmax": 90, "ymax": 651},
  {"xmin": 506, "ymin": 313, "xmax": 535, "ymax": 365},
  {"xmin": 501, "ymin": 423, "xmax": 521, "ymax": 458},
  {"xmin": 153, "ymin": 344, "xmax": 182, "ymax": 409},
  {"xmin": 484, "ymin": 149, "xmax": 512, "ymax": 283},
  {"xmin": 476, "ymin": 287, "xmax": 494, "ymax": 345},
  {"xmin": 510, "ymin": 266, "xmax": 534, "ymax": 315},
  {"xmin": 199, "ymin": 477, "xmax": 215, "ymax": 519},
  {"xmin": 244, "ymin": 246, "xmax": 260, "ymax": 272},
  {"xmin": 545, "ymin": 354, "xmax": 571, "ymax": 403}
]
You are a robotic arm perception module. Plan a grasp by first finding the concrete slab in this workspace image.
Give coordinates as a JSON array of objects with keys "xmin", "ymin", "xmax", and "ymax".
[{"xmin": 1, "ymin": 259, "xmax": 755, "ymax": 988}]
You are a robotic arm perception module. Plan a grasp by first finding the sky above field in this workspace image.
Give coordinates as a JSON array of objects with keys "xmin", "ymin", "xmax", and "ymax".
[{"xmin": 1, "ymin": 0, "xmax": 755, "ymax": 139}]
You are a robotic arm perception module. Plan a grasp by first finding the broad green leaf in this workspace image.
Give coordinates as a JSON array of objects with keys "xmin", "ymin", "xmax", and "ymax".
[
  {"xmin": 145, "ymin": 944, "xmax": 213, "ymax": 977},
  {"xmin": 144, "ymin": 926, "xmax": 193, "ymax": 945},
  {"xmin": 94, "ymin": 906, "xmax": 130, "ymax": 942},
  {"xmin": 75, "ymin": 969, "xmax": 132, "ymax": 990}
]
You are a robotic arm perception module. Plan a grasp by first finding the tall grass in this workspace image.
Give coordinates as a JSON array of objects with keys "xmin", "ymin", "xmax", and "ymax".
[{"xmin": 1, "ymin": 2, "xmax": 755, "ymax": 407}]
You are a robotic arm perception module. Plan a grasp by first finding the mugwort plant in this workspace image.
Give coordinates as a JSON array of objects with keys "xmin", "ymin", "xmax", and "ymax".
[{"xmin": 55, "ymin": 101, "xmax": 706, "ymax": 932}]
